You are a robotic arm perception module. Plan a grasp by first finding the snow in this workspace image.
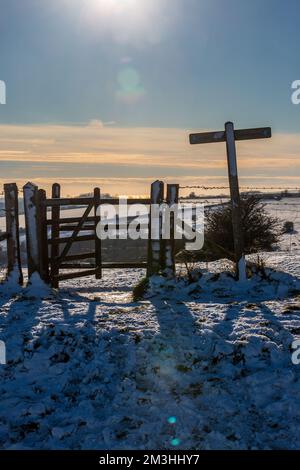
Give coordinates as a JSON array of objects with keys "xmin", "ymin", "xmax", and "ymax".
[
  {"xmin": 24, "ymin": 273, "xmax": 54, "ymax": 300},
  {"xmin": 0, "ymin": 198, "xmax": 300, "ymax": 450},
  {"xmin": 238, "ymin": 256, "xmax": 247, "ymax": 283},
  {"xmin": 0, "ymin": 266, "xmax": 23, "ymax": 298},
  {"xmin": 0, "ymin": 260, "xmax": 299, "ymax": 450}
]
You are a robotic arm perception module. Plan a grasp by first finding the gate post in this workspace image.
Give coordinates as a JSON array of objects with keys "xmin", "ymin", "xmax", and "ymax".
[
  {"xmin": 23, "ymin": 182, "xmax": 49, "ymax": 282},
  {"xmin": 4, "ymin": 183, "xmax": 23, "ymax": 284},
  {"xmin": 147, "ymin": 180, "xmax": 164, "ymax": 276},
  {"xmin": 50, "ymin": 183, "xmax": 61, "ymax": 288},
  {"xmin": 164, "ymin": 184, "xmax": 179, "ymax": 277},
  {"xmin": 94, "ymin": 187, "xmax": 102, "ymax": 279},
  {"xmin": 23, "ymin": 182, "xmax": 39, "ymax": 279},
  {"xmin": 37, "ymin": 189, "xmax": 49, "ymax": 283}
]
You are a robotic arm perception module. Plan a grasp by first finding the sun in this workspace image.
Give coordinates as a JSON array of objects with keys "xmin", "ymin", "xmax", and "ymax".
[
  {"xmin": 86, "ymin": 0, "xmax": 144, "ymax": 27},
  {"xmin": 91, "ymin": 0, "xmax": 138, "ymax": 14},
  {"xmin": 71, "ymin": 0, "xmax": 168, "ymax": 46}
]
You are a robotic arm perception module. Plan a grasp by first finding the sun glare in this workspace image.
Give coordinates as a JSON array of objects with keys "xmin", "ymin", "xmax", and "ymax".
[
  {"xmin": 90, "ymin": 0, "xmax": 141, "ymax": 18},
  {"xmin": 93, "ymin": 0, "xmax": 137, "ymax": 12},
  {"xmin": 79, "ymin": 0, "xmax": 169, "ymax": 46}
]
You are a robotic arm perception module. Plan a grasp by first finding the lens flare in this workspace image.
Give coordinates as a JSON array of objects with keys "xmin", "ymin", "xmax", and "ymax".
[
  {"xmin": 170, "ymin": 438, "xmax": 181, "ymax": 447},
  {"xmin": 167, "ymin": 416, "xmax": 177, "ymax": 424},
  {"xmin": 116, "ymin": 66, "xmax": 145, "ymax": 104}
]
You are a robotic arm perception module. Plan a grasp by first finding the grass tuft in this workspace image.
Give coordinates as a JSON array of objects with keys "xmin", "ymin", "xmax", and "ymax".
[{"xmin": 132, "ymin": 277, "xmax": 149, "ymax": 302}]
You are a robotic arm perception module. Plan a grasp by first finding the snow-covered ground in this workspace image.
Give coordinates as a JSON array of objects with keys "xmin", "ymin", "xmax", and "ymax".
[{"xmin": 0, "ymin": 199, "xmax": 300, "ymax": 450}]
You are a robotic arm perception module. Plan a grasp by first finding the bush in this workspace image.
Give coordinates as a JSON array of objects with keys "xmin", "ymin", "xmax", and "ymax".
[
  {"xmin": 132, "ymin": 277, "xmax": 149, "ymax": 302},
  {"xmin": 283, "ymin": 221, "xmax": 294, "ymax": 234},
  {"xmin": 204, "ymin": 195, "xmax": 280, "ymax": 260},
  {"xmin": 176, "ymin": 195, "xmax": 280, "ymax": 264}
]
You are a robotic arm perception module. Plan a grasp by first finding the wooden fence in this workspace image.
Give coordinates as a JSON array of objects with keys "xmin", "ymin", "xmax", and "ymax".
[{"xmin": 16, "ymin": 180, "xmax": 179, "ymax": 287}]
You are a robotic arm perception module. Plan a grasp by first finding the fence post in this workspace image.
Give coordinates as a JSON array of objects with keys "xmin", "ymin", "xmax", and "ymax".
[
  {"xmin": 4, "ymin": 183, "xmax": 23, "ymax": 285},
  {"xmin": 147, "ymin": 180, "xmax": 164, "ymax": 276},
  {"xmin": 37, "ymin": 189, "xmax": 49, "ymax": 283},
  {"xmin": 23, "ymin": 182, "xmax": 40, "ymax": 280},
  {"xmin": 164, "ymin": 184, "xmax": 179, "ymax": 277},
  {"xmin": 94, "ymin": 187, "xmax": 102, "ymax": 279},
  {"xmin": 50, "ymin": 183, "xmax": 61, "ymax": 288}
]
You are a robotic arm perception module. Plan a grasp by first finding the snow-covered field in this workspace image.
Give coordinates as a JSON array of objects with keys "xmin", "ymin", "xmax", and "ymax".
[{"xmin": 0, "ymin": 199, "xmax": 300, "ymax": 450}]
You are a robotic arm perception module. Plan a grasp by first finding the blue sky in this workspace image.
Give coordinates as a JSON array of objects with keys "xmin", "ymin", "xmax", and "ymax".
[
  {"xmin": 0, "ymin": 0, "xmax": 300, "ymax": 195},
  {"xmin": 0, "ymin": 0, "xmax": 299, "ymax": 130}
]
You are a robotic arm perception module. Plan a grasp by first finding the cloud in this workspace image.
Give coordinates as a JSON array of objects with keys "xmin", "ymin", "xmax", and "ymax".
[
  {"xmin": 0, "ymin": 123, "xmax": 300, "ymax": 195},
  {"xmin": 88, "ymin": 119, "xmax": 105, "ymax": 128}
]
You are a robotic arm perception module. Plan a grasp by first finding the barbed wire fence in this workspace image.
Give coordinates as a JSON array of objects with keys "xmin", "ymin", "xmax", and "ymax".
[
  {"xmin": 179, "ymin": 185, "xmax": 300, "ymax": 191},
  {"xmin": 0, "ymin": 184, "xmax": 299, "ymax": 262},
  {"xmin": 178, "ymin": 185, "xmax": 300, "ymax": 262}
]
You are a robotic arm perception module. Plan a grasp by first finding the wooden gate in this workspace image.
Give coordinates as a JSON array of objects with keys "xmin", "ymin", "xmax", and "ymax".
[
  {"xmin": 47, "ymin": 184, "xmax": 102, "ymax": 287},
  {"xmin": 23, "ymin": 181, "xmax": 179, "ymax": 288}
]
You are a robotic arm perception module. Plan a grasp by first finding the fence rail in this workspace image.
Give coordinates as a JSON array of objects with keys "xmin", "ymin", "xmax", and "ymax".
[{"xmin": 43, "ymin": 197, "xmax": 151, "ymax": 207}]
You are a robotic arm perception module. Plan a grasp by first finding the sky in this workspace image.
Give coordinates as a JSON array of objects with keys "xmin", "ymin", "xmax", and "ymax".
[{"xmin": 0, "ymin": 0, "xmax": 300, "ymax": 196}]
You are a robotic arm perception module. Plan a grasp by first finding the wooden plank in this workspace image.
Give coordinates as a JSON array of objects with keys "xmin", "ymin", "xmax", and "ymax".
[
  {"xmin": 23, "ymin": 182, "xmax": 39, "ymax": 278},
  {"xmin": 58, "ymin": 224, "xmax": 134, "ymax": 231},
  {"xmin": 190, "ymin": 130, "xmax": 225, "ymax": 145},
  {"xmin": 44, "ymin": 197, "xmax": 94, "ymax": 206},
  {"xmin": 103, "ymin": 262, "xmax": 147, "ymax": 269},
  {"xmin": 56, "ymin": 203, "xmax": 94, "ymax": 262},
  {"xmin": 190, "ymin": 127, "xmax": 271, "ymax": 145},
  {"xmin": 4, "ymin": 183, "xmax": 23, "ymax": 284},
  {"xmin": 59, "ymin": 262, "xmax": 148, "ymax": 270},
  {"xmin": 59, "ymin": 225, "xmax": 95, "ymax": 231},
  {"xmin": 225, "ymin": 122, "xmax": 246, "ymax": 282},
  {"xmin": 63, "ymin": 252, "xmax": 95, "ymax": 261},
  {"xmin": 57, "ymin": 265, "xmax": 148, "ymax": 281},
  {"xmin": 234, "ymin": 127, "xmax": 272, "ymax": 141},
  {"xmin": 147, "ymin": 180, "xmax": 164, "ymax": 276},
  {"xmin": 50, "ymin": 183, "xmax": 60, "ymax": 288},
  {"xmin": 56, "ymin": 269, "xmax": 97, "ymax": 281},
  {"xmin": 94, "ymin": 187, "xmax": 102, "ymax": 279},
  {"xmin": 44, "ymin": 197, "xmax": 151, "ymax": 207},
  {"xmin": 165, "ymin": 184, "xmax": 179, "ymax": 276},
  {"xmin": 60, "ymin": 263, "xmax": 95, "ymax": 269},
  {"xmin": 37, "ymin": 189, "xmax": 50, "ymax": 283},
  {"xmin": 109, "ymin": 198, "xmax": 151, "ymax": 205},
  {"xmin": 48, "ymin": 215, "xmax": 139, "ymax": 226},
  {"xmin": 47, "ymin": 216, "xmax": 97, "ymax": 225},
  {"xmin": 49, "ymin": 234, "xmax": 96, "ymax": 245}
]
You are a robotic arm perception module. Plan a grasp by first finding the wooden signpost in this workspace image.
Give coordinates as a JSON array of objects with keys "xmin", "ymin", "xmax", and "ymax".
[{"xmin": 189, "ymin": 122, "xmax": 272, "ymax": 281}]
